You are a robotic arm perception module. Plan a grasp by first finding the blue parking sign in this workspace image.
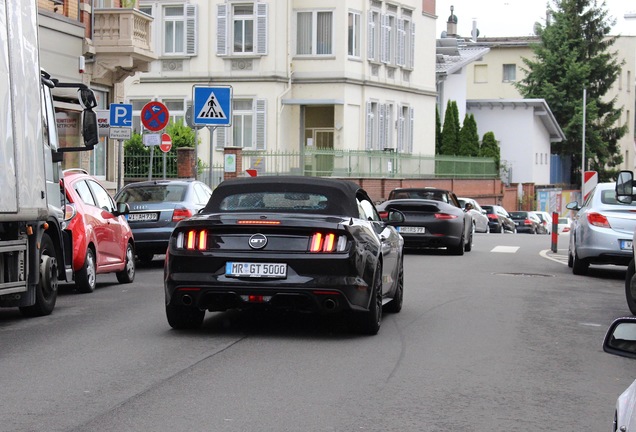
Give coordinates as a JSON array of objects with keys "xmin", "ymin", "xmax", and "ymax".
[
  {"xmin": 192, "ymin": 86, "xmax": 232, "ymax": 126},
  {"xmin": 110, "ymin": 103, "xmax": 133, "ymax": 127}
]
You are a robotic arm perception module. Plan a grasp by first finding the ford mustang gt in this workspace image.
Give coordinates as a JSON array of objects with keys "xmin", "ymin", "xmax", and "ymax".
[{"xmin": 164, "ymin": 176, "xmax": 405, "ymax": 334}]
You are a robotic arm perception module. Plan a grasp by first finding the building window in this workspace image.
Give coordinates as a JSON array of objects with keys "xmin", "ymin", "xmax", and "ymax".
[
  {"xmin": 381, "ymin": 13, "xmax": 397, "ymax": 65},
  {"xmin": 399, "ymin": 16, "xmax": 415, "ymax": 69},
  {"xmin": 296, "ymin": 10, "xmax": 333, "ymax": 56},
  {"xmin": 474, "ymin": 64, "xmax": 488, "ymax": 83},
  {"xmin": 159, "ymin": 4, "xmax": 198, "ymax": 56},
  {"xmin": 129, "ymin": 98, "xmax": 151, "ymax": 133},
  {"xmin": 163, "ymin": 99, "xmax": 185, "ymax": 125},
  {"xmin": 397, "ymin": 104, "xmax": 413, "ymax": 153},
  {"xmin": 216, "ymin": 99, "xmax": 267, "ymax": 150},
  {"xmin": 503, "ymin": 64, "xmax": 516, "ymax": 82},
  {"xmin": 366, "ymin": 102, "xmax": 378, "ymax": 150},
  {"xmin": 233, "ymin": 4, "xmax": 254, "ymax": 54},
  {"xmin": 348, "ymin": 11, "xmax": 361, "ymax": 58}
]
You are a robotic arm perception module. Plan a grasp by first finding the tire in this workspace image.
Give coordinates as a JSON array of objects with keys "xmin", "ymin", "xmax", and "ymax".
[
  {"xmin": 356, "ymin": 263, "xmax": 383, "ymax": 335},
  {"xmin": 166, "ymin": 303, "xmax": 205, "ymax": 329},
  {"xmin": 76, "ymin": 247, "xmax": 97, "ymax": 293},
  {"xmin": 137, "ymin": 252, "xmax": 154, "ymax": 265},
  {"xmin": 449, "ymin": 233, "xmax": 465, "ymax": 255},
  {"xmin": 572, "ymin": 249, "xmax": 589, "ymax": 275},
  {"xmin": 625, "ymin": 260, "xmax": 636, "ymax": 315},
  {"xmin": 20, "ymin": 233, "xmax": 58, "ymax": 317},
  {"xmin": 567, "ymin": 248, "xmax": 574, "ymax": 268},
  {"xmin": 116, "ymin": 242, "xmax": 136, "ymax": 284},
  {"xmin": 385, "ymin": 259, "xmax": 403, "ymax": 313}
]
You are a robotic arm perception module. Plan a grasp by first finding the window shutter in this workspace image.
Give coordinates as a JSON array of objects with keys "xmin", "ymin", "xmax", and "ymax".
[
  {"xmin": 216, "ymin": 127, "xmax": 227, "ymax": 149},
  {"xmin": 386, "ymin": 104, "xmax": 393, "ymax": 149},
  {"xmin": 217, "ymin": 4, "xmax": 228, "ymax": 56},
  {"xmin": 256, "ymin": 3, "xmax": 268, "ymax": 55},
  {"xmin": 185, "ymin": 4, "xmax": 198, "ymax": 56},
  {"xmin": 379, "ymin": 104, "xmax": 386, "ymax": 150},
  {"xmin": 255, "ymin": 99, "xmax": 267, "ymax": 150},
  {"xmin": 365, "ymin": 102, "xmax": 373, "ymax": 150},
  {"xmin": 409, "ymin": 22, "xmax": 415, "ymax": 69},
  {"xmin": 397, "ymin": 19, "xmax": 405, "ymax": 67},
  {"xmin": 408, "ymin": 107, "xmax": 414, "ymax": 153},
  {"xmin": 397, "ymin": 105, "xmax": 405, "ymax": 152},
  {"xmin": 381, "ymin": 14, "xmax": 389, "ymax": 63},
  {"xmin": 367, "ymin": 11, "xmax": 375, "ymax": 60}
]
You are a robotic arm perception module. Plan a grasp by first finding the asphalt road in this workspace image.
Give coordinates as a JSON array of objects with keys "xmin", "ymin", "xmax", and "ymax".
[{"xmin": 0, "ymin": 233, "xmax": 633, "ymax": 432}]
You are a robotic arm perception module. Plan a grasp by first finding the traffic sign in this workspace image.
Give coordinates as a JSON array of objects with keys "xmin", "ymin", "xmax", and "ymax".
[
  {"xmin": 141, "ymin": 101, "xmax": 170, "ymax": 131},
  {"xmin": 192, "ymin": 85, "xmax": 232, "ymax": 126},
  {"xmin": 109, "ymin": 103, "xmax": 133, "ymax": 127},
  {"xmin": 160, "ymin": 133, "xmax": 172, "ymax": 153}
]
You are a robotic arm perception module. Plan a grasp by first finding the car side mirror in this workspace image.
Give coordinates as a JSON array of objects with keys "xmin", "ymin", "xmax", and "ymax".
[
  {"xmin": 115, "ymin": 202, "xmax": 130, "ymax": 216},
  {"xmin": 604, "ymin": 317, "xmax": 636, "ymax": 359},
  {"xmin": 566, "ymin": 201, "xmax": 580, "ymax": 211},
  {"xmin": 616, "ymin": 170, "xmax": 635, "ymax": 204}
]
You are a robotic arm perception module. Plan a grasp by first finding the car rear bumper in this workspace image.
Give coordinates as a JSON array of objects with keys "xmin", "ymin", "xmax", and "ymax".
[
  {"xmin": 130, "ymin": 227, "xmax": 172, "ymax": 254},
  {"xmin": 576, "ymin": 228, "xmax": 633, "ymax": 265}
]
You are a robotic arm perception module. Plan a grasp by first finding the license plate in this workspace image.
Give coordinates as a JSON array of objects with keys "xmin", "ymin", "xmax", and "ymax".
[
  {"xmin": 620, "ymin": 240, "xmax": 633, "ymax": 250},
  {"xmin": 398, "ymin": 226, "xmax": 426, "ymax": 234},
  {"xmin": 225, "ymin": 262, "xmax": 287, "ymax": 278},
  {"xmin": 127, "ymin": 212, "xmax": 159, "ymax": 222}
]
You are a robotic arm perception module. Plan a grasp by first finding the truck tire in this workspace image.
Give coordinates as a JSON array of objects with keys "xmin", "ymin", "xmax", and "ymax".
[
  {"xmin": 20, "ymin": 233, "xmax": 58, "ymax": 317},
  {"xmin": 76, "ymin": 247, "xmax": 96, "ymax": 293}
]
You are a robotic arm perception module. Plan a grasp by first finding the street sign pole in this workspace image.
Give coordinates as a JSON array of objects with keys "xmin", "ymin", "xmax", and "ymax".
[
  {"xmin": 148, "ymin": 144, "xmax": 154, "ymax": 181},
  {"xmin": 209, "ymin": 127, "xmax": 217, "ymax": 186}
]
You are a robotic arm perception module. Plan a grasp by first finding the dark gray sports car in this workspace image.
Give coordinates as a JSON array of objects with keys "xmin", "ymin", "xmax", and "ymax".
[{"xmin": 164, "ymin": 176, "xmax": 405, "ymax": 334}]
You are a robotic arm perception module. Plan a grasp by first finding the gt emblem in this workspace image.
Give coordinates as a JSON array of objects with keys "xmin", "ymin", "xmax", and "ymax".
[{"xmin": 248, "ymin": 233, "xmax": 268, "ymax": 249}]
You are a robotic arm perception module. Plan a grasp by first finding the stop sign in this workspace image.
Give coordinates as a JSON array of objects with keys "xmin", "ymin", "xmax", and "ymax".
[{"xmin": 160, "ymin": 133, "xmax": 172, "ymax": 153}]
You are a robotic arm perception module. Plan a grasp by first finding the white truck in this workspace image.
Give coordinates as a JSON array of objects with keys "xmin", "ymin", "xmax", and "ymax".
[{"xmin": 0, "ymin": 0, "xmax": 99, "ymax": 316}]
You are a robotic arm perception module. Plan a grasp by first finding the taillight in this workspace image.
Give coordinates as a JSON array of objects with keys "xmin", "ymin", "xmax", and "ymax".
[
  {"xmin": 176, "ymin": 229, "xmax": 208, "ymax": 250},
  {"xmin": 64, "ymin": 203, "xmax": 77, "ymax": 221},
  {"xmin": 434, "ymin": 213, "xmax": 457, "ymax": 220},
  {"xmin": 587, "ymin": 212, "xmax": 610, "ymax": 228},
  {"xmin": 172, "ymin": 207, "xmax": 193, "ymax": 222},
  {"xmin": 309, "ymin": 232, "xmax": 346, "ymax": 253},
  {"xmin": 378, "ymin": 211, "xmax": 388, "ymax": 220},
  {"xmin": 237, "ymin": 220, "xmax": 281, "ymax": 225},
  {"xmin": 487, "ymin": 214, "xmax": 498, "ymax": 220},
  {"xmin": 524, "ymin": 219, "xmax": 532, "ymax": 226}
]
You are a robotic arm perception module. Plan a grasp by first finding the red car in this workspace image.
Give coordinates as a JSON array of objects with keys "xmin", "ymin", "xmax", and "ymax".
[{"xmin": 63, "ymin": 169, "xmax": 135, "ymax": 293}]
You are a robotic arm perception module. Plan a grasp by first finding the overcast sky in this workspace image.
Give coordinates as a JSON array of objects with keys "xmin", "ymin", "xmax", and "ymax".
[{"xmin": 435, "ymin": 0, "xmax": 636, "ymax": 38}]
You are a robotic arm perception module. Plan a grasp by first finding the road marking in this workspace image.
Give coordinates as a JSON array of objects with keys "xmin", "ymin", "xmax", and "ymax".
[
  {"xmin": 540, "ymin": 249, "xmax": 569, "ymax": 265},
  {"xmin": 491, "ymin": 246, "xmax": 519, "ymax": 253}
]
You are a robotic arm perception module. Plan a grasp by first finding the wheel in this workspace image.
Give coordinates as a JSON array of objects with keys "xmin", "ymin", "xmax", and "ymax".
[
  {"xmin": 385, "ymin": 259, "xmax": 403, "ymax": 313},
  {"xmin": 572, "ymin": 249, "xmax": 589, "ymax": 275},
  {"xmin": 625, "ymin": 260, "xmax": 636, "ymax": 315},
  {"xmin": 116, "ymin": 242, "xmax": 136, "ymax": 284},
  {"xmin": 464, "ymin": 224, "xmax": 474, "ymax": 252},
  {"xmin": 76, "ymin": 247, "xmax": 96, "ymax": 293},
  {"xmin": 567, "ymin": 247, "xmax": 574, "ymax": 268},
  {"xmin": 20, "ymin": 233, "xmax": 58, "ymax": 317},
  {"xmin": 356, "ymin": 263, "xmax": 383, "ymax": 335},
  {"xmin": 166, "ymin": 303, "xmax": 205, "ymax": 329},
  {"xmin": 137, "ymin": 252, "xmax": 154, "ymax": 265}
]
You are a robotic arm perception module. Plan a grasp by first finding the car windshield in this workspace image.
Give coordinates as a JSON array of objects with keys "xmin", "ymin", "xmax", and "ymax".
[
  {"xmin": 219, "ymin": 191, "xmax": 329, "ymax": 212},
  {"xmin": 116, "ymin": 185, "xmax": 187, "ymax": 203}
]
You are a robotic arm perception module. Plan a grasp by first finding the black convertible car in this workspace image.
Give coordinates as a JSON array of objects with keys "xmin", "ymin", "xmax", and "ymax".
[{"xmin": 164, "ymin": 176, "xmax": 405, "ymax": 334}]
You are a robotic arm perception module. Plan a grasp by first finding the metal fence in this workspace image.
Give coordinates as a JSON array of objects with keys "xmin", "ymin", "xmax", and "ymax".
[{"xmin": 123, "ymin": 149, "xmax": 498, "ymax": 187}]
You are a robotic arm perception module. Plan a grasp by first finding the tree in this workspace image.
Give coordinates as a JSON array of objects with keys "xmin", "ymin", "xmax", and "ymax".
[
  {"xmin": 458, "ymin": 114, "xmax": 480, "ymax": 156},
  {"xmin": 440, "ymin": 100, "xmax": 460, "ymax": 155},
  {"xmin": 479, "ymin": 131, "xmax": 500, "ymax": 171},
  {"xmin": 165, "ymin": 119, "xmax": 197, "ymax": 149},
  {"xmin": 515, "ymin": 0, "xmax": 626, "ymax": 183},
  {"xmin": 435, "ymin": 106, "xmax": 442, "ymax": 155}
]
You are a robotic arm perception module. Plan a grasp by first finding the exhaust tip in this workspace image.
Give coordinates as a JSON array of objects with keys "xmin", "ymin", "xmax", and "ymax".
[
  {"xmin": 182, "ymin": 294, "xmax": 193, "ymax": 306},
  {"xmin": 323, "ymin": 298, "xmax": 338, "ymax": 311}
]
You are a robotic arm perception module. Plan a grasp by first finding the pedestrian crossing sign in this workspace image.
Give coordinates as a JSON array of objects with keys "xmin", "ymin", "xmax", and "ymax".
[{"xmin": 192, "ymin": 85, "xmax": 233, "ymax": 126}]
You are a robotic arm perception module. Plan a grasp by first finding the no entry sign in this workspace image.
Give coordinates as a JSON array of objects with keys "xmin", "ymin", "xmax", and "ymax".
[{"xmin": 160, "ymin": 133, "xmax": 172, "ymax": 153}]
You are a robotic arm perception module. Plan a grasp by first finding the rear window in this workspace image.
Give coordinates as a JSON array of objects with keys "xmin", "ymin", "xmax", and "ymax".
[
  {"xmin": 558, "ymin": 218, "xmax": 569, "ymax": 224},
  {"xmin": 116, "ymin": 185, "xmax": 187, "ymax": 203},
  {"xmin": 510, "ymin": 212, "xmax": 527, "ymax": 218},
  {"xmin": 600, "ymin": 189, "xmax": 636, "ymax": 206},
  {"xmin": 219, "ymin": 192, "xmax": 329, "ymax": 212}
]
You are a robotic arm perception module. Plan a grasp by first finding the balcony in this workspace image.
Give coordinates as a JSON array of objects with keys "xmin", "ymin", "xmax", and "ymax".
[{"xmin": 91, "ymin": 8, "xmax": 157, "ymax": 84}]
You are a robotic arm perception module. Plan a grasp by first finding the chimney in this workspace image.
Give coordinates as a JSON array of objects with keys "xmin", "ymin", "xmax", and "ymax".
[{"xmin": 447, "ymin": 5, "xmax": 458, "ymax": 37}]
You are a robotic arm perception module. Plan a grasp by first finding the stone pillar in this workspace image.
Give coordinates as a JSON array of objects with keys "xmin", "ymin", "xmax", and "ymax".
[
  {"xmin": 177, "ymin": 147, "xmax": 196, "ymax": 179},
  {"xmin": 223, "ymin": 147, "xmax": 242, "ymax": 180}
]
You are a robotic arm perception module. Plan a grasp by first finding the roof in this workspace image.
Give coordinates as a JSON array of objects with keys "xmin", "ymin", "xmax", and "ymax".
[
  {"xmin": 466, "ymin": 99, "xmax": 566, "ymax": 142},
  {"xmin": 205, "ymin": 176, "xmax": 366, "ymax": 217},
  {"xmin": 435, "ymin": 38, "xmax": 491, "ymax": 76}
]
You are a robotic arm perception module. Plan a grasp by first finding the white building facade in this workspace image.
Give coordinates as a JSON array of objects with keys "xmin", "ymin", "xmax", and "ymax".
[{"xmin": 125, "ymin": 0, "xmax": 438, "ymax": 179}]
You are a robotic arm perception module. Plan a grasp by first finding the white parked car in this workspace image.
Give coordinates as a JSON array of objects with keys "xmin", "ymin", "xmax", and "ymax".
[
  {"xmin": 532, "ymin": 211, "xmax": 553, "ymax": 234},
  {"xmin": 457, "ymin": 197, "xmax": 490, "ymax": 233},
  {"xmin": 603, "ymin": 317, "xmax": 636, "ymax": 431},
  {"xmin": 557, "ymin": 217, "xmax": 572, "ymax": 234}
]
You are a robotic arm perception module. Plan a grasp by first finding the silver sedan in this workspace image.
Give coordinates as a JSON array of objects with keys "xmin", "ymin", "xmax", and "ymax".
[
  {"xmin": 567, "ymin": 182, "xmax": 636, "ymax": 275},
  {"xmin": 458, "ymin": 197, "xmax": 490, "ymax": 233}
]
